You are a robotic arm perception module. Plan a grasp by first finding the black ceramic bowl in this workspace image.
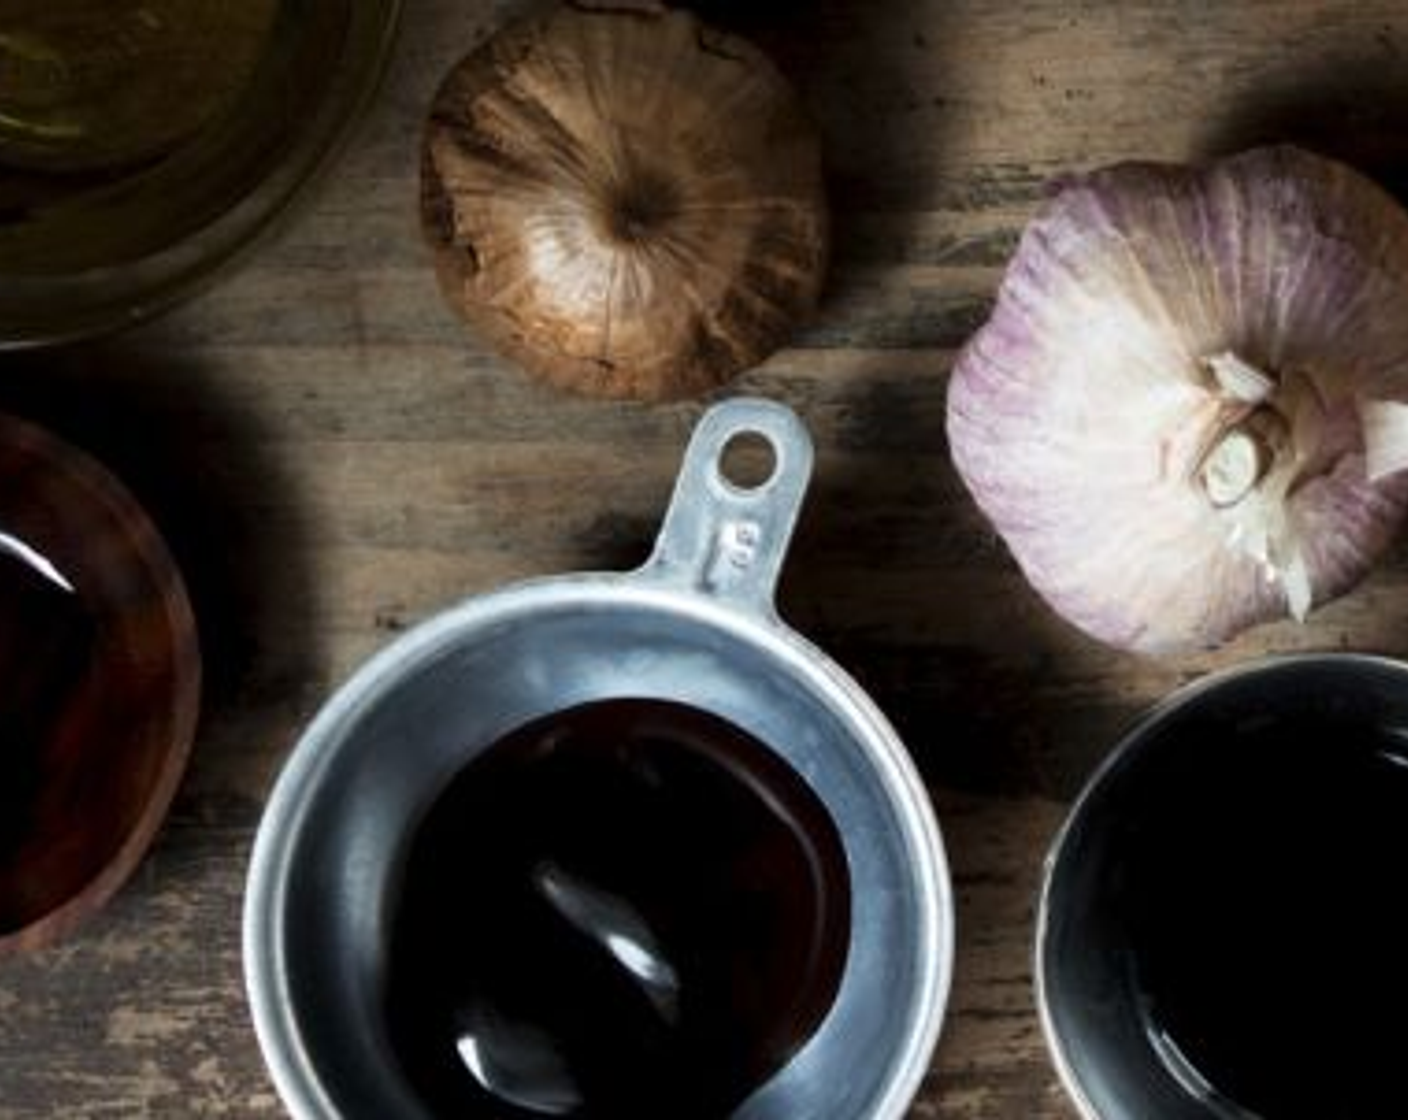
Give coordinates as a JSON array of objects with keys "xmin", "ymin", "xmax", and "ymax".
[{"xmin": 1038, "ymin": 655, "xmax": 1408, "ymax": 1119}]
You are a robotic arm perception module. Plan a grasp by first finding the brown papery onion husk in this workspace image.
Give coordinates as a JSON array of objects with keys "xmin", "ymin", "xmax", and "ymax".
[{"xmin": 421, "ymin": 1, "xmax": 828, "ymax": 401}]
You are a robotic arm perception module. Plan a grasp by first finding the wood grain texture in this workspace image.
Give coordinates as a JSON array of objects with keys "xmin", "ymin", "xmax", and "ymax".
[{"xmin": 3, "ymin": 0, "xmax": 1408, "ymax": 1116}]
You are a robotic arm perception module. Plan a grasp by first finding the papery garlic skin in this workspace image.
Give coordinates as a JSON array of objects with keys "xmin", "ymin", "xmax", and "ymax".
[
  {"xmin": 947, "ymin": 147, "xmax": 1408, "ymax": 653},
  {"xmin": 421, "ymin": 1, "xmax": 827, "ymax": 401}
]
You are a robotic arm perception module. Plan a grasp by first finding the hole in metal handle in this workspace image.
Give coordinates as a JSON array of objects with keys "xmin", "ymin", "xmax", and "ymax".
[{"xmin": 717, "ymin": 430, "xmax": 779, "ymax": 494}]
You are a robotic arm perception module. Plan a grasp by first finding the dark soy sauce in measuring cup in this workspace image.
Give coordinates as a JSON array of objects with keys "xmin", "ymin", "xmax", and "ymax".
[
  {"xmin": 383, "ymin": 699, "xmax": 852, "ymax": 1119},
  {"xmin": 1122, "ymin": 714, "xmax": 1408, "ymax": 1117}
]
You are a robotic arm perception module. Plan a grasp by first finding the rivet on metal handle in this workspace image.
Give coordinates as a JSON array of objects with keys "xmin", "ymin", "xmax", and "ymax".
[{"xmin": 638, "ymin": 397, "xmax": 814, "ymax": 617}]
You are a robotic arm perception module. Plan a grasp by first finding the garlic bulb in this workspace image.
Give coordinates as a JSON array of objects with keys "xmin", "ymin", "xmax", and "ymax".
[
  {"xmin": 421, "ymin": 0, "xmax": 827, "ymax": 401},
  {"xmin": 947, "ymin": 146, "xmax": 1408, "ymax": 653}
]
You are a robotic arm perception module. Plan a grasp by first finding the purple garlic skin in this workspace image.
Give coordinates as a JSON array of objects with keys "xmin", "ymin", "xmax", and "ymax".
[{"xmin": 947, "ymin": 146, "xmax": 1408, "ymax": 653}]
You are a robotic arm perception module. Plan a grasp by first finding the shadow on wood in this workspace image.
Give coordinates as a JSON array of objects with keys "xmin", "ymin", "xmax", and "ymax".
[
  {"xmin": 693, "ymin": 0, "xmax": 957, "ymax": 318},
  {"xmin": 1200, "ymin": 32, "xmax": 1408, "ymax": 202},
  {"xmin": 0, "ymin": 337, "xmax": 322, "ymax": 824},
  {"xmin": 776, "ymin": 363, "xmax": 1128, "ymax": 803}
]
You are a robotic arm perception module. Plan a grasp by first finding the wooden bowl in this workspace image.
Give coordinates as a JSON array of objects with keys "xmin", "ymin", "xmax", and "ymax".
[{"xmin": 0, "ymin": 413, "xmax": 199, "ymax": 954}]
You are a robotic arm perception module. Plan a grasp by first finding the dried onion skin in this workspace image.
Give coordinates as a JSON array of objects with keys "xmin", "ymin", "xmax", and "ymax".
[{"xmin": 421, "ymin": 0, "xmax": 828, "ymax": 401}]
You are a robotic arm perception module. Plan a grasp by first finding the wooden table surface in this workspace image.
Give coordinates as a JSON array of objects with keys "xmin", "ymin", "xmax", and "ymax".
[{"xmin": 4, "ymin": 1, "xmax": 1408, "ymax": 1115}]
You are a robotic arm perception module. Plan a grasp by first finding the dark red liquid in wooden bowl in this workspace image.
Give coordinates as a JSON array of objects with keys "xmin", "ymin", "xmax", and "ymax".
[{"xmin": 0, "ymin": 414, "xmax": 198, "ymax": 952}]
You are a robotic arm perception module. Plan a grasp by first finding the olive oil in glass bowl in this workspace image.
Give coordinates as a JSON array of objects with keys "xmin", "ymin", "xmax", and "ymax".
[{"xmin": 0, "ymin": 0, "xmax": 400, "ymax": 346}]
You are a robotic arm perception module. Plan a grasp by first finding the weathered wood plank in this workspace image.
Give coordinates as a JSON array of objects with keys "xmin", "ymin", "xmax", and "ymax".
[{"xmin": 3, "ymin": 0, "xmax": 1408, "ymax": 1116}]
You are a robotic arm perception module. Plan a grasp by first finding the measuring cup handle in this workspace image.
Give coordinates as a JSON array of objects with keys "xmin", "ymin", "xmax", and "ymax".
[{"xmin": 637, "ymin": 397, "xmax": 814, "ymax": 617}]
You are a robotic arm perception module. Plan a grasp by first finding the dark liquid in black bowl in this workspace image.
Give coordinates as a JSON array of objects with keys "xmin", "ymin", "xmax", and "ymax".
[
  {"xmin": 1124, "ymin": 717, "xmax": 1408, "ymax": 1117},
  {"xmin": 384, "ymin": 699, "xmax": 851, "ymax": 1119}
]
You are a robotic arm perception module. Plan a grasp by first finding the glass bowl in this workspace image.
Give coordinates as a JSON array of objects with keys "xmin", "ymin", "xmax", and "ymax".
[{"xmin": 0, "ymin": 0, "xmax": 401, "ymax": 348}]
